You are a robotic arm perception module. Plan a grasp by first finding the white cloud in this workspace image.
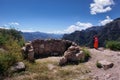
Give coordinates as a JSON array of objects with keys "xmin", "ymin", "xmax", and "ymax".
[
  {"xmin": 21, "ymin": 29, "xmax": 35, "ymax": 32},
  {"xmin": 90, "ymin": 0, "xmax": 114, "ymax": 15},
  {"xmin": 65, "ymin": 22, "xmax": 93, "ymax": 33},
  {"xmin": 9, "ymin": 22, "xmax": 20, "ymax": 26},
  {"xmin": 46, "ymin": 22, "xmax": 93, "ymax": 34},
  {"xmin": 0, "ymin": 26, "xmax": 9, "ymax": 29},
  {"xmin": 100, "ymin": 16, "xmax": 113, "ymax": 25}
]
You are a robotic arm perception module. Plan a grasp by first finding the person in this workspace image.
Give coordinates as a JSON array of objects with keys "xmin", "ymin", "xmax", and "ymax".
[{"xmin": 94, "ymin": 35, "xmax": 98, "ymax": 49}]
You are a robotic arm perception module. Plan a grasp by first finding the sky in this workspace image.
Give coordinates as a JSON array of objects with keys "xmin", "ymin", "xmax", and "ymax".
[{"xmin": 0, "ymin": 0, "xmax": 120, "ymax": 33}]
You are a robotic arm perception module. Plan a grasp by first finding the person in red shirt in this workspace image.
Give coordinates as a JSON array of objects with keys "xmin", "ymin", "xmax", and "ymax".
[{"xmin": 94, "ymin": 35, "xmax": 98, "ymax": 49}]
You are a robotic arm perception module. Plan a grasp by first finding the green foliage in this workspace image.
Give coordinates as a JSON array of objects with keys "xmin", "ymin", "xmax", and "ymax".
[
  {"xmin": 0, "ymin": 52, "xmax": 16, "ymax": 76},
  {"xmin": 82, "ymin": 48, "xmax": 91, "ymax": 62},
  {"xmin": 106, "ymin": 41, "xmax": 120, "ymax": 51},
  {"xmin": 0, "ymin": 28, "xmax": 25, "ymax": 47},
  {"xmin": 0, "ymin": 28, "xmax": 24, "ymax": 77},
  {"xmin": 0, "ymin": 34, "xmax": 6, "ymax": 45},
  {"xmin": 96, "ymin": 61, "xmax": 102, "ymax": 68},
  {"xmin": 0, "ymin": 39, "xmax": 22, "ymax": 76}
]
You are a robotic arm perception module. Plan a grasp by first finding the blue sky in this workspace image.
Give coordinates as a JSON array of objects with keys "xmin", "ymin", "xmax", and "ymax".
[{"xmin": 0, "ymin": 0, "xmax": 120, "ymax": 33}]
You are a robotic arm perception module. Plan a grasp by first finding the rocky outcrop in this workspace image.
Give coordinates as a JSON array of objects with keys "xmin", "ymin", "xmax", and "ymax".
[
  {"xmin": 22, "ymin": 39, "xmax": 86, "ymax": 65},
  {"xmin": 22, "ymin": 39, "xmax": 72, "ymax": 61},
  {"xmin": 22, "ymin": 39, "xmax": 87, "ymax": 65},
  {"xmin": 21, "ymin": 42, "xmax": 35, "ymax": 62},
  {"xmin": 59, "ymin": 45, "xmax": 85, "ymax": 66},
  {"xmin": 32, "ymin": 39, "xmax": 72, "ymax": 58}
]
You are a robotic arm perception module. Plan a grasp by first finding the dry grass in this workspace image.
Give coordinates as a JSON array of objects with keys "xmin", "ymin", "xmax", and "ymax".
[{"xmin": 5, "ymin": 57, "xmax": 92, "ymax": 80}]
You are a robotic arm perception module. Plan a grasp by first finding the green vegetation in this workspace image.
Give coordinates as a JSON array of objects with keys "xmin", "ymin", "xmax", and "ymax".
[
  {"xmin": 82, "ymin": 48, "xmax": 91, "ymax": 62},
  {"xmin": 106, "ymin": 41, "xmax": 120, "ymax": 51},
  {"xmin": 0, "ymin": 28, "xmax": 24, "ymax": 77}
]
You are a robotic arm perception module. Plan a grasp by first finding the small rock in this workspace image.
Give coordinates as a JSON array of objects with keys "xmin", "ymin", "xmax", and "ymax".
[
  {"xmin": 11, "ymin": 62, "xmax": 25, "ymax": 72},
  {"xmin": 68, "ymin": 46, "xmax": 76, "ymax": 51},
  {"xmin": 64, "ymin": 51, "xmax": 77, "ymax": 61},
  {"xmin": 76, "ymin": 51, "xmax": 85, "ymax": 61},
  {"xmin": 59, "ymin": 57, "xmax": 67, "ymax": 66},
  {"xmin": 117, "ymin": 53, "xmax": 120, "ymax": 56},
  {"xmin": 98, "ymin": 60, "xmax": 114, "ymax": 70},
  {"xmin": 105, "ymin": 74, "xmax": 111, "ymax": 79}
]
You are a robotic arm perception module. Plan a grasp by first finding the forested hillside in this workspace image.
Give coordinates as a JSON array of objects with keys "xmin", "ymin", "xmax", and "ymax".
[{"xmin": 63, "ymin": 18, "xmax": 120, "ymax": 47}]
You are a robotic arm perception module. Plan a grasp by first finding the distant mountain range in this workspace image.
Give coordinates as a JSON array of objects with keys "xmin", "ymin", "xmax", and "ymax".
[
  {"xmin": 22, "ymin": 32, "xmax": 63, "ymax": 41},
  {"xmin": 62, "ymin": 18, "xmax": 120, "ymax": 47}
]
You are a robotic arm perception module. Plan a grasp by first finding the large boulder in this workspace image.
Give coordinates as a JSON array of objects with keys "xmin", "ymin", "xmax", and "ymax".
[{"xmin": 59, "ymin": 45, "xmax": 85, "ymax": 65}]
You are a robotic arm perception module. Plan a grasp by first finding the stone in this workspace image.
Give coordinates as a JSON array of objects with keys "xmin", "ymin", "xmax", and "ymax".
[
  {"xmin": 11, "ymin": 62, "xmax": 25, "ymax": 72},
  {"xmin": 117, "ymin": 53, "xmax": 120, "ymax": 56},
  {"xmin": 64, "ymin": 51, "xmax": 77, "ymax": 62},
  {"xmin": 51, "ymin": 52, "xmax": 59, "ymax": 56},
  {"xmin": 68, "ymin": 46, "xmax": 76, "ymax": 51},
  {"xmin": 28, "ymin": 49, "xmax": 35, "ymax": 62},
  {"xmin": 98, "ymin": 60, "xmax": 114, "ymax": 70},
  {"xmin": 59, "ymin": 57, "xmax": 67, "ymax": 66},
  {"xmin": 72, "ymin": 42, "xmax": 77, "ymax": 46},
  {"xmin": 22, "ymin": 39, "xmax": 73, "ymax": 59},
  {"xmin": 76, "ymin": 51, "xmax": 85, "ymax": 61},
  {"xmin": 22, "ymin": 39, "xmax": 85, "ymax": 65}
]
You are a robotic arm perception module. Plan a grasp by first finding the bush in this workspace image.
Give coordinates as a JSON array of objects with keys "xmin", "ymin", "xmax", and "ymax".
[
  {"xmin": 82, "ymin": 48, "xmax": 91, "ymax": 62},
  {"xmin": 106, "ymin": 41, "xmax": 120, "ymax": 51},
  {"xmin": 0, "ymin": 52, "xmax": 17, "ymax": 76},
  {"xmin": 0, "ymin": 28, "xmax": 24, "ymax": 79}
]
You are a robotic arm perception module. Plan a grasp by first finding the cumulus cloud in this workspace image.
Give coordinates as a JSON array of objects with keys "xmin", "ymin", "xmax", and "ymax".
[
  {"xmin": 100, "ymin": 16, "xmax": 113, "ymax": 25},
  {"xmin": 90, "ymin": 0, "xmax": 114, "ymax": 15},
  {"xmin": 65, "ymin": 22, "xmax": 93, "ymax": 33}
]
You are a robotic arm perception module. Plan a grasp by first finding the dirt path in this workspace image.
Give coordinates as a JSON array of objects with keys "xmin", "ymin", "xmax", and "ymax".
[{"xmin": 86, "ymin": 48, "xmax": 120, "ymax": 80}]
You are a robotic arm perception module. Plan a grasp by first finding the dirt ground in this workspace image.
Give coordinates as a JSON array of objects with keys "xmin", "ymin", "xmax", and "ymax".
[
  {"xmin": 4, "ymin": 48, "xmax": 120, "ymax": 80},
  {"xmin": 86, "ymin": 48, "xmax": 120, "ymax": 80}
]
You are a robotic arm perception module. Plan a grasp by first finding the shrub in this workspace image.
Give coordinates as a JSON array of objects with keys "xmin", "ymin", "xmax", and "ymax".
[
  {"xmin": 0, "ymin": 52, "xmax": 17, "ymax": 76},
  {"xmin": 0, "ymin": 28, "xmax": 24, "ymax": 78},
  {"xmin": 106, "ymin": 41, "xmax": 120, "ymax": 51},
  {"xmin": 82, "ymin": 48, "xmax": 91, "ymax": 62}
]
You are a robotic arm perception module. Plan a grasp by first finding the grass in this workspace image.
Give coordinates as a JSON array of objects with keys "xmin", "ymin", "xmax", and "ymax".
[
  {"xmin": 82, "ymin": 48, "xmax": 91, "ymax": 62},
  {"xmin": 7, "ymin": 57, "xmax": 92, "ymax": 80},
  {"xmin": 106, "ymin": 41, "xmax": 120, "ymax": 51}
]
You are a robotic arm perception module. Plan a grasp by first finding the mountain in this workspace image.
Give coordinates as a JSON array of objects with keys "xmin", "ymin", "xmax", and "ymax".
[
  {"xmin": 22, "ymin": 32, "xmax": 63, "ymax": 41},
  {"xmin": 62, "ymin": 18, "xmax": 120, "ymax": 47}
]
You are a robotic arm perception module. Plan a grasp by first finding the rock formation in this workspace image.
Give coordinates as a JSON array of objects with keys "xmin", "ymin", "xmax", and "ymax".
[
  {"xmin": 22, "ymin": 39, "xmax": 72, "ymax": 61},
  {"xmin": 59, "ymin": 45, "xmax": 85, "ymax": 66},
  {"xmin": 22, "ymin": 39, "xmax": 86, "ymax": 65}
]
